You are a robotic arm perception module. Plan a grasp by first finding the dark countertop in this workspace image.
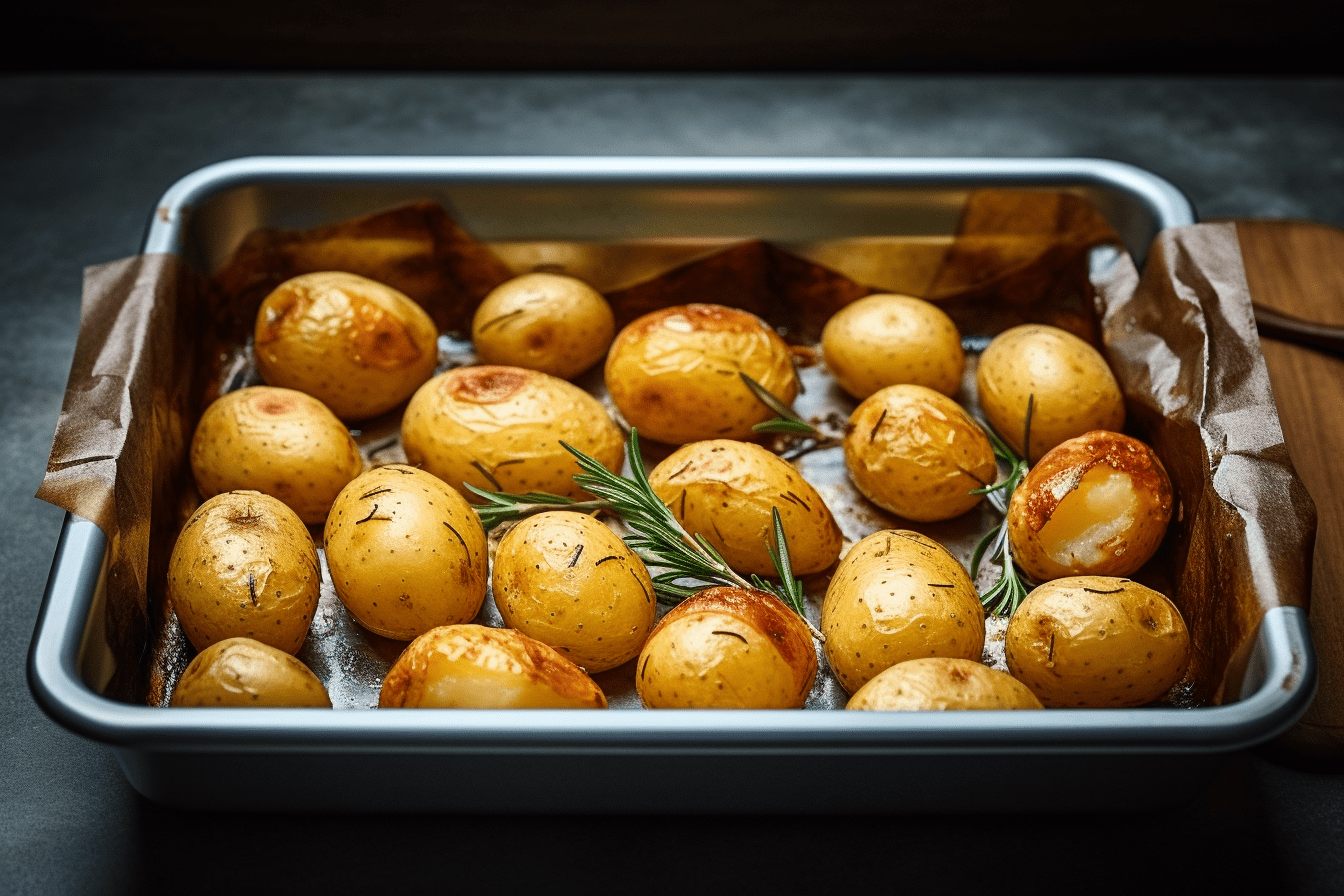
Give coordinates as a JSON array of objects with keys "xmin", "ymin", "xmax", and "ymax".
[{"xmin": 2, "ymin": 73, "xmax": 1342, "ymax": 894}]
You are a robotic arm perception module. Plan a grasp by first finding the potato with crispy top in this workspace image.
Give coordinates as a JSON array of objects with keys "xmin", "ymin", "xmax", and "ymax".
[
  {"xmin": 648, "ymin": 440, "xmax": 842, "ymax": 577},
  {"xmin": 254, "ymin": 271, "xmax": 439, "ymax": 421},
  {"xmin": 821, "ymin": 293, "xmax": 965, "ymax": 399},
  {"xmin": 1007, "ymin": 430, "xmax": 1172, "ymax": 582},
  {"xmin": 846, "ymin": 657, "xmax": 1042, "ymax": 711},
  {"xmin": 472, "ymin": 272, "xmax": 616, "ymax": 379},
  {"xmin": 401, "ymin": 365, "xmax": 624, "ymax": 501},
  {"xmin": 170, "ymin": 637, "xmax": 331, "ymax": 708},
  {"xmin": 168, "ymin": 491, "xmax": 320, "ymax": 654},
  {"xmin": 190, "ymin": 386, "xmax": 363, "ymax": 525},
  {"xmin": 379, "ymin": 624, "xmax": 608, "ymax": 709},
  {"xmin": 604, "ymin": 303, "xmax": 800, "ymax": 444},
  {"xmin": 1006, "ymin": 576, "xmax": 1190, "ymax": 708},
  {"xmin": 637, "ymin": 587, "xmax": 817, "ymax": 709},
  {"xmin": 324, "ymin": 464, "xmax": 488, "ymax": 641}
]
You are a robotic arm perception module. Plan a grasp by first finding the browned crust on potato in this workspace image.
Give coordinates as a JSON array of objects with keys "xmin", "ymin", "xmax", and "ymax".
[
  {"xmin": 445, "ymin": 365, "xmax": 532, "ymax": 404},
  {"xmin": 618, "ymin": 303, "xmax": 776, "ymax": 341},
  {"xmin": 349, "ymin": 300, "xmax": 427, "ymax": 370}
]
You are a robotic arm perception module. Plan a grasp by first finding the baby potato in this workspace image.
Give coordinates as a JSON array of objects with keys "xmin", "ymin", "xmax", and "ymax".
[
  {"xmin": 604, "ymin": 303, "xmax": 800, "ymax": 444},
  {"xmin": 648, "ymin": 440, "xmax": 843, "ymax": 577},
  {"xmin": 254, "ymin": 271, "xmax": 439, "ymax": 421},
  {"xmin": 401, "ymin": 365, "xmax": 624, "ymax": 501},
  {"xmin": 843, "ymin": 384, "xmax": 996, "ymax": 522},
  {"xmin": 822, "ymin": 529, "xmax": 985, "ymax": 694},
  {"xmin": 472, "ymin": 272, "xmax": 616, "ymax": 380},
  {"xmin": 324, "ymin": 464, "xmax": 488, "ymax": 641},
  {"xmin": 821, "ymin": 293, "xmax": 965, "ymax": 399},
  {"xmin": 637, "ymin": 587, "xmax": 817, "ymax": 709},
  {"xmin": 379, "ymin": 624, "xmax": 608, "ymax": 709},
  {"xmin": 976, "ymin": 323, "xmax": 1125, "ymax": 462},
  {"xmin": 846, "ymin": 657, "xmax": 1042, "ymax": 711},
  {"xmin": 170, "ymin": 637, "xmax": 331, "ymax": 707},
  {"xmin": 1007, "ymin": 430, "xmax": 1173, "ymax": 582},
  {"xmin": 190, "ymin": 386, "xmax": 364, "ymax": 525},
  {"xmin": 492, "ymin": 511, "xmax": 656, "ymax": 673},
  {"xmin": 1006, "ymin": 576, "xmax": 1190, "ymax": 708},
  {"xmin": 167, "ymin": 491, "xmax": 320, "ymax": 654}
]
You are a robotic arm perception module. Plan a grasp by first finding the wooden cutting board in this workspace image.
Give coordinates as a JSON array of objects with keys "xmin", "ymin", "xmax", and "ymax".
[{"xmin": 1235, "ymin": 220, "xmax": 1344, "ymax": 757}]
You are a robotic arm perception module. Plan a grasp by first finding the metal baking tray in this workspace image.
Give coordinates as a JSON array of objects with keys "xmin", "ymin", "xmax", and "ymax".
[{"xmin": 29, "ymin": 157, "xmax": 1316, "ymax": 812}]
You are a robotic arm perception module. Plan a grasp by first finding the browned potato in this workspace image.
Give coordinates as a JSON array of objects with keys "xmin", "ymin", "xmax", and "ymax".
[
  {"xmin": 822, "ymin": 529, "xmax": 985, "ymax": 694},
  {"xmin": 648, "ymin": 440, "xmax": 842, "ymax": 577},
  {"xmin": 1006, "ymin": 576, "xmax": 1190, "ymax": 708},
  {"xmin": 604, "ymin": 303, "xmax": 800, "ymax": 444},
  {"xmin": 821, "ymin": 293, "xmax": 965, "ymax": 399},
  {"xmin": 170, "ymin": 637, "xmax": 331, "ymax": 707},
  {"xmin": 324, "ymin": 464, "xmax": 488, "ymax": 641},
  {"xmin": 190, "ymin": 386, "xmax": 363, "ymax": 525},
  {"xmin": 637, "ymin": 587, "xmax": 816, "ymax": 709},
  {"xmin": 846, "ymin": 657, "xmax": 1042, "ymax": 711},
  {"xmin": 167, "ymin": 491, "xmax": 320, "ymax": 654},
  {"xmin": 976, "ymin": 324, "xmax": 1125, "ymax": 462},
  {"xmin": 472, "ymin": 272, "xmax": 616, "ymax": 379},
  {"xmin": 843, "ymin": 384, "xmax": 996, "ymax": 522},
  {"xmin": 1007, "ymin": 430, "xmax": 1173, "ymax": 582},
  {"xmin": 492, "ymin": 511, "xmax": 657, "ymax": 673},
  {"xmin": 379, "ymin": 624, "xmax": 608, "ymax": 708},
  {"xmin": 254, "ymin": 271, "xmax": 439, "ymax": 421},
  {"xmin": 401, "ymin": 365, "xmax": 623, "ymax": 501}
]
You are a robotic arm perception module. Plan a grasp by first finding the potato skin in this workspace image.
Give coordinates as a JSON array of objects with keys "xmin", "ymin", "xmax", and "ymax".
[
  {"xmin": 254, "ymin": 271, "xmax": 439, "ymax": 421},
  {"xmin": 822, "ymin": 529, "xmax": 985, "ymax": 694},
  {"xmin": 190, "ymin": 386, "xmax": 363, "ymax": 525},
  {"xmin": 843, "ymin": 384, "xmax": 996, "ymax": 522},
  {"xmin": 976, "ymin": 324, "xmax": 1124, "ymax": 462},
  {"xmin": 472, "ymin": 273, "xmax": 616, "ymax": 379},
  {"xmin": 379, "ymin": 624, "xmax": 608, "ymax": 709},
  {"xmin": 167, "ymin": 491, "xmax": 320, "ymax": 654},
  {"xmin": 846, "ymin": 657, "xmax": 1042, "ymax": 711},
  {"xmin": 492, "ymin": 512, "xmax": 657, "ymax": 673},
  {"xmin": 1007, "ymin": 431, "xmax": 1173, "ymax": 581},
  {"xmin": 170, "ymin": 637, "xmax": 332, "ymax": 707},
  {"xmin": 1006, "ymin": 576, "xmax": 1190, "ymax": 708},
  {"xmin": 401, "ymin": 365, "xmax": 624, "ymax": 501},
  {"xmin": 323, "ymin": 464, "xmax": 488, "ymax": 641},
  {"xmin": 821, "ymin": 293, "xmax": 965, "ymax": 399},
  {"xmin": 604, "ymin": 303, "xmax": 800, "ymax": 444},
  {"xmin": 637, "ymin": 587, "xmax": 817, "ymax": 709},
  {"xmin": 648, "ymin": 440, "xmax": 842, "ymax": 577}
]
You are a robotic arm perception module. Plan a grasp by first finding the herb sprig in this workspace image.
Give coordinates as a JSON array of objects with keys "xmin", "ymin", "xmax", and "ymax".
[
  {"xmin": 970, "ymin": 398, "xmax": 1034, "ymax": 617},
  {"xmin": 740, "ymin": 373, "xmax": 843, "ymax": 456}
]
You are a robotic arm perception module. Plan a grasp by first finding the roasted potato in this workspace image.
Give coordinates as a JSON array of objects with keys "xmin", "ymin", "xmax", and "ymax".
[
  {"xmin": 167, "ymin": 491, "xmax": 320, "ymax": 654},
  {"xmin": 254, "ymin": 271, "xmax": 439, "ymax": 421},
  {"xmin": 379, "ymin": 624, "xmax": 608, "ymax": 708},
  {"xmin": 472, "ymin": 272, "xmax": 616, "ymax": 379},
  {"xmin": 1007, "ymin": 430, "xmax": 1173, "ymax": 581},
  {"xmin": 604, "ymin": 303, "xmax": 800, "ymax": 444},
  {"xmin": 324, "ymin": 464, "xmax": 488, "ymax": 641},
  {"xmin": 1006, "ymin": 576, "xmax": 1190, "ymax": 708},
  {"xmin": 821, "ymin": 293, "xmax": 965, "ymax": 399},
  {"xmin": 846, "ymin": 657, "xmax": 1042, "ymax": 711},
  {"xmin": 401, "ymin": 365, "xmax": 624, "ymax": 501},
  {"xmin": 170, "ymin": 637, "xmax": 331, "ymax": 707},
  {"xmin": 648, "ymin": 440, "xmax": 843, "ymax": 577}
]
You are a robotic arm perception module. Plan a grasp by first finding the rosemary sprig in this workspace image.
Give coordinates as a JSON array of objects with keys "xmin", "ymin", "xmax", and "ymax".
[
  {"xmin": 465, "ymin": 485, "xmax": 610, "ymax": 531},
  {"xmin": 740, "ymin": 373, "xmax": 844, "ymax": 457},
  {"xmin": 969, "ymin": 397, "xmax": 1035, "ymax": 618}
]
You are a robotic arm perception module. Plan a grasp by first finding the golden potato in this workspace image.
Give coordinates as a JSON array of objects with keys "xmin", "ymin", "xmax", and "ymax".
[
  {"xmin": 254, "ymin": 271, "xmax": 439, "ymax": 421},
  {"xmin": 379, "ymin": 624, "xmax": 608, "ymax": 709},
  {"xmin": 648, "ymin": 440, "xmax": 842, "ymax": 577},
  {"xmin": 1006, "ymin": 576, "xmax": 1190, "ymax": 708},
  {"xmin": 821, "ymin": 293, "xmax": 965, "ymax": 399},
  {"xmin": 401, "ymin": 365, "xmax": 624, "ymax": 501},
  {"xmin": 976, "ymin": 324, "xmax": 1125, "ymax": 462},
  {"xmin": 1007, "ymin": 431, "xmax": 1172, "ymax": 582},
  {"xmin": 170, "ymin": 637, "xmax": 331, "ymax": 707},
  {"xmin": 492, "ymin": 511, "xmax": 656, "ymax": 673},
  {"xmin": 190, "ymin": 386, "xmax": 363, "ymax": 525},
  {"xmin": 637, "ymin": 587, "xmax": 816, "ymax": 709},
  {"xmin": 472, "ymin": 273, "xmax": 616, "ymax": 379},
  {"xmin": 843, "ymin": 384, "xmax": 996, "ymax": 522},
  {"xmin": 167, "ymin": 491, "xmax": 320, "ymax": 654},
  {"xmin": 846, "ymin": 657, "xmax": 1042, "ymax": 711},
  {"xmin": 323, "ymin": 464, "xmax": 488, "ymax": 641},
  {"xmin": 604, "ymin": 303, "xmax": 800, "ymax": 444},
  {"xmin": 822, "ymin": 529, "xmax": 985, "ymax": 694}
]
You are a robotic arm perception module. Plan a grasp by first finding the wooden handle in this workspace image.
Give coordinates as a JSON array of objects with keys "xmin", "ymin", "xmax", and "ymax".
[{"xmin": 1254, "ymin": 303, "xmax": 1344, "ymax": 357}]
